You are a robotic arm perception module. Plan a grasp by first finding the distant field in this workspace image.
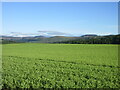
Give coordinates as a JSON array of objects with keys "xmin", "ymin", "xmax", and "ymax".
[{"xmin": 2, "ymin": 43, "xmax": 120, "ymax": 88}]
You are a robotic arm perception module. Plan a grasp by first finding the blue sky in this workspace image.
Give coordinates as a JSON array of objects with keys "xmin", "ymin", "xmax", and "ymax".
[{"xmin": 2, "ymin": 2, "xmax": 118, "ymax": 36}]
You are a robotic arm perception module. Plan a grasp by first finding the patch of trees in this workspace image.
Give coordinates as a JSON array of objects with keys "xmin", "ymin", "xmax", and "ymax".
[
  {"xmin": 53, "ymin": 35, "xmax": 120, "ymax": 44},
  {"xmin": 0, "ymin": 39, "xmax": 17, "ymax": 44}
]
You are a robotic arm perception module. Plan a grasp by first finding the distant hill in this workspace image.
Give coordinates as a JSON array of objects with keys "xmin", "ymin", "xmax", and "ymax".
[
  {"xmin": 54, "ymin": 34, "xmax": 120, "ymax": 44},
  {"xmin": 1, "ymin": 35, "xmax": 77, "ymax": 43},
  {"xmin": 1, "ymin": 34, "xmax": 120, "ymax": 44},
  {"xmin": 81, "ymin": 34, "xmax": 97, "ymax": 37}
]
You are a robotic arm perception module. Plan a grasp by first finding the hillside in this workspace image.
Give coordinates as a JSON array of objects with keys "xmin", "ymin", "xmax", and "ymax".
[
  {"xmin": 54, "ymin": 34, "xmax": 120, "ymax": 44},
  {"xmin": 1, "ymin": 34, "xmax": 120, "ymax": 44},
  {"xmin": 1, "ymin": 36, "xmax": 78, "ymax": 43}
]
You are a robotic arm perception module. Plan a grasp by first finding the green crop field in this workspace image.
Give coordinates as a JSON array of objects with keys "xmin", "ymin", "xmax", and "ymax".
[{"xmin": 2, "ymin": 43, "xmax": 120, "ymax": 88}]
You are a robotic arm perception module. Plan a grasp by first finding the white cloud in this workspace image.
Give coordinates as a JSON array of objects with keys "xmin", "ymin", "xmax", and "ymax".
[
  {"xmin": 1, "ymin": 31, "xmax": 73, "ymax": 37},
  {"xmin": 38, "ymin": 31, "xmax": 72, "ymax": 36}
]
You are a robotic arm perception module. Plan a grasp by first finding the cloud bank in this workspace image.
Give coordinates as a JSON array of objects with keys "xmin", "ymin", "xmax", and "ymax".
[{"xmin": 1, "ymin": 31, "xmax": 73, "ymax": 37}]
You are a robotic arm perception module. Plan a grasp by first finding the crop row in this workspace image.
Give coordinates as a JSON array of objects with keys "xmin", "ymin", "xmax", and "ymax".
[{"xmin": 2, "ymin": 56, "xmax": 120, "ymax": 89}]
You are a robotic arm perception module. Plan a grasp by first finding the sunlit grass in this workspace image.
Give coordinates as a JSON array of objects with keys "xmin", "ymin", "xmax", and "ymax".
[{"xmin": 2, "ymin": 43, "xmax": 119, "ymax": 88}]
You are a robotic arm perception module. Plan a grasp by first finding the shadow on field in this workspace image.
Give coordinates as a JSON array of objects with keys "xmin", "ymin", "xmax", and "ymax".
[
  {"xmin": 2, "ymin": 84, "xmax": 45, "ymax": 90},
  {"xmin": 2, "ymin": 84, "xmax": 118, "ymax": 90}
]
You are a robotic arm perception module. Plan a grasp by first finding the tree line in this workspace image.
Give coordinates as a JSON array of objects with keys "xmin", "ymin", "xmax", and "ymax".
[{"xmin": 53, "ymin": 35, "xmax": 120, "ymax": 44}]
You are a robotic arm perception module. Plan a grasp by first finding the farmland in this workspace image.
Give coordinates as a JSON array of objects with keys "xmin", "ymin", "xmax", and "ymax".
[{"xmin": 2, "ymin": 43, "xmax": 120, "ymax": 88}]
